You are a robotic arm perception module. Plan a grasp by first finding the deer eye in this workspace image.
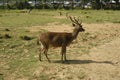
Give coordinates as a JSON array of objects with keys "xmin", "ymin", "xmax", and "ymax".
[
  {"xmin": 72, "ymin": 23, "xmax": 76, "ymax": 27},
  {"xmin": 80, "ymin": 25, "xmax": 82, "ymax": 27}
]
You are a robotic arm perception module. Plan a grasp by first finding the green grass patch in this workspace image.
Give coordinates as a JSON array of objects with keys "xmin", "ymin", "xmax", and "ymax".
[{"xmin": 0, "ymin": 10, "xmax": 120, "ymax": 28}]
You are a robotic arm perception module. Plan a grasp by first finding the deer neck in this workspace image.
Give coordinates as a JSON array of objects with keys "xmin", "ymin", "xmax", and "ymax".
[{"xmin": 72, "ymin": 28, "xmax": 79, "ymax": 40}]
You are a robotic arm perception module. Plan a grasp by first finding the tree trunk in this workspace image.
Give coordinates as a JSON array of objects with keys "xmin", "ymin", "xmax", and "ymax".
[
  {"xmin": 43, "ymin": 0, "xmax": 47, "ymax": 9},
  {"xmin": 95, "ymin": 0, "xmax": 101, "ymax": 10},
  {"xmin": 71, "ymin": 0, "xmax": 74, "ymax": 9}
]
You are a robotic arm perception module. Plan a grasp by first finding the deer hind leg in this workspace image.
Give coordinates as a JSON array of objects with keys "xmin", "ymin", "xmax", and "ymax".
[
  {"xmin": 39, "ymin": 41, "xmax": 44, "ymax": 61},
  {"xmin": 44, "ymin": 49, "xmax": 51, "ymax": 62},
  {"xmin": 43, "ymin": 45, "xmax": 51, "ymax": 62},
  {"xmin": 39, "ymin": 49, "xmax": 42, "ymax": 61}
]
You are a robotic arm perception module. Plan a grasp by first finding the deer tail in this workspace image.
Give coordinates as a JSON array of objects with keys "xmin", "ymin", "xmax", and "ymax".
[{"xmin": 37, "ymin": 39, "xmax": 40, "ymax": 45}]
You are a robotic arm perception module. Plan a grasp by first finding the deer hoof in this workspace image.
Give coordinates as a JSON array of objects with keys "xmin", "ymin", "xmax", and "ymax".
[{"xmin": 39, "ymin": 59, "xmax": 42, "ymax": 62}]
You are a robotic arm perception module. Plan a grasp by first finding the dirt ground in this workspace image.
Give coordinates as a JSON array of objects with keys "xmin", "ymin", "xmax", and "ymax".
[
  {"xmin": 2, "ymin": 23, "xmax": 119, "ymax": 80},
  {"xmin": 30, "ymin": 23, "xmax": 120, "ymax": 80},
  {"xmin": 82, "ymin": 37, "xmax": 120, "ymax": 80}
]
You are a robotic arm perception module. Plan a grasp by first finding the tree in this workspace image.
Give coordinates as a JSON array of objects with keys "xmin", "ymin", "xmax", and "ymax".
[
  {"xmin": 3, "ymin": 0, "xmax": 5, "ymax": 9},
  {"xmin": 95, "ymin": 0, "xmax": 101, "ymax": 9},
  {"xmin": 114, "ymin": 0, "xmax": 119, "ymax": 9},
  {"xmin": 34, "ymin": 0, "xmax": 37, "ymax": 8},
  {"xmin": 43, "ymin": 0, "xmax": 47, "ymax": 9}
]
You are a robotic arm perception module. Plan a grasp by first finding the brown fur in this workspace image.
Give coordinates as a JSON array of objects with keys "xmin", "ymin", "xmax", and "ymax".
[{"xmin": 37, "ymin": 16, "xmax": 85, "ymax": 63}]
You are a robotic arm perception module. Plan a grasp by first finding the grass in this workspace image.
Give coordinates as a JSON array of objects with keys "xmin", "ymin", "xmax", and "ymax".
[
  {"xmin": 0, "ymin": 9, "xmax": 120, "ymax": 80},
  {"xmin": 0, "ymin": 10, "xmax": 120, "ymax": 28}
]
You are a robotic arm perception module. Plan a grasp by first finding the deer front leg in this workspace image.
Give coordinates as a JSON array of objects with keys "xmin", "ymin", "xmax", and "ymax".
[
  {"xmin": 61, "ymin": 45, "xmax": 66, "ymax": 63},
  {"xmin": 61, "ymin": 50, "xmax": 64, "ymax": 63},
  {"xmin": 64, "ymin": 47, "xmax": 67, "ymax": 61}
]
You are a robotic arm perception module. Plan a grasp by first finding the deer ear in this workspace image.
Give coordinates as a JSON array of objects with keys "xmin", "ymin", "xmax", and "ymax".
[{"xmin": 72, "ymin": 23, "xmax": 76, "ymax": 27}]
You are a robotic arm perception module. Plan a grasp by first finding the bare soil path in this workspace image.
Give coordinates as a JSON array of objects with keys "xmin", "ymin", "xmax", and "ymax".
[{"xmin": 79, "ymin": 37, "xmax": 120, "ymax": 80}]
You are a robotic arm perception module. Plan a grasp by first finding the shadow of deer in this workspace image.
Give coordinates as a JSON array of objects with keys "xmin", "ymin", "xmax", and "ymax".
[{"xmin": 53, "ymin": 59, "xmax": 114, "ymax": 65}]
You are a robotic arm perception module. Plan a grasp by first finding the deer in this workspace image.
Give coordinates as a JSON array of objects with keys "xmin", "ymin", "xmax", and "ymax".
[{"xmin": 37, "ymin": 16, "xmax": 85, "ymax": 63}]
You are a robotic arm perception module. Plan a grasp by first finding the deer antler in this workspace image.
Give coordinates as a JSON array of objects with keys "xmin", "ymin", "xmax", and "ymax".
[
  {"xmin": 69, "ymin": 16, "xmax": 78, "ymax": 24},
  {"xmin": 78, "ymin": 16, "xmax": 82, "ymax": 24},
  {"xmin": 73, "ymin": 16, "xmax": 82, "ymax": 24},
  {"xmin": 73, "ymin": 17, "xmax": 79, "ymax": 24},
  {"xmin": 69, "ymin": 16, "xmax": 82, "ymax": 24}
]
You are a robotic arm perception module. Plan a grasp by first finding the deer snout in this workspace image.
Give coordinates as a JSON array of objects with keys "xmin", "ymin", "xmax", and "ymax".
[
  {"xmin": 82, "ymin": 28, "xmax": 85, "ymax": 32},
  {"xmin": 80, "ymin": 28, "xmax": 85, "ymax": 32}
]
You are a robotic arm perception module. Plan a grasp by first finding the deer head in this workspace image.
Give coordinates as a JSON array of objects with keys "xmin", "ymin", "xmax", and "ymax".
[{"xmin": 69, "ymin": 16, "xmax": 85, "ymax": 32}]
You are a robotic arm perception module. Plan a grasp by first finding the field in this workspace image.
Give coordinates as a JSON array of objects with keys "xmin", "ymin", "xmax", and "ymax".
[{"xmin": 0, "ymin": 10, "xmax": 120, "ymax": 80}]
